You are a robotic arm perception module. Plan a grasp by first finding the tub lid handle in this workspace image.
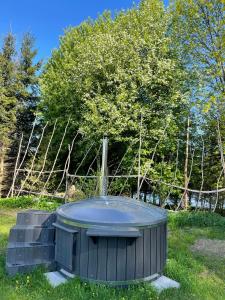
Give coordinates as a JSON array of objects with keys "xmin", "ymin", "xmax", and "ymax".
[{"xmin": 86, "ymin": 227, "xmax": 141, "ymax": 238}]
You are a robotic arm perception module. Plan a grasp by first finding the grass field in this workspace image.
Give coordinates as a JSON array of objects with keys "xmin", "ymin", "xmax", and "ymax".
[{"xmin": 0, "ymin": 207, "xmax": 225, "ymax": 300}]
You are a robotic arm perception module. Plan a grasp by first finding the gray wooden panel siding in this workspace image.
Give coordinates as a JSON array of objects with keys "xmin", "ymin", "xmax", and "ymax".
[
  {"xmin": 135, "ymin": 229, "xmax": 144, "ymax": 279},
  {"xmin": 116, "ymin": 238, "xmax": 127, "ymax": 281},
  {"xmin": 88, "ymin": 236, "xmax": 98, "ymax": 279},
  {"xmin": 160, "ymin": 224, "xmax": 165, "ymax": 271},
  {"xmin": 55, "ymin": 228, "xmax": 75, "ymax": 271},
  {"xmin": 126, "ymin": 237, "xmax": 136, "ymax": 280},
  {"xmin": 143, "ymin": 228, "xmax": 151, "ymax": 277},
  {"xmin": 75, "ymin": 227, "xmax": 81, "ymax": 275},
  {"xmin": 106, "ymin": 237, "xmax": 117, "ymax": 281},
  {"xmin": 66, "ymin": 224, "xmax": 166, "ymax": 282},
  {"xmin": 164, "ymin": 223, "xmax": 167, "ymax": 262},
  {"xmin": 97, "ymin": 238, "xmax": 107, "ymax": 280},
  {"xmin": 80, "ymin": 228, "xmax": 89, "ymax": 278},
  {"xmin": 150, "ymin": 227, "xmax": 157, "ymax": 275},
  {"xmin": 156, "ymin": 226, "xmax": 161, "ymax": 272}
]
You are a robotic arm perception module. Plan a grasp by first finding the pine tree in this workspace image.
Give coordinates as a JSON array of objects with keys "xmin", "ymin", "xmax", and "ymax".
[
  {"xmin": 0, "ymin": 33, "xmax": 18, "ymax": 196},
  {"xmin": 0, "ymin": 32, "xmax": 41, "ymax": 196},
  {"xmin": 16, "ymin": 33, "xmax": 41, "ymax": 139}
]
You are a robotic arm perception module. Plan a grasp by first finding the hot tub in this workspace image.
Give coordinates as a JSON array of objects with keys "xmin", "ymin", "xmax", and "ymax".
[{"xmin": 53, "ymin": 196, "xmax": 167, "ymax": 286}]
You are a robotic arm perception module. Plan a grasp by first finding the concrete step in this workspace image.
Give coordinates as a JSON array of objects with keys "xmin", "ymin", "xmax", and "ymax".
[{"xmin": 9, "ymin": 226, "xmax": 55, "ymax": 243}]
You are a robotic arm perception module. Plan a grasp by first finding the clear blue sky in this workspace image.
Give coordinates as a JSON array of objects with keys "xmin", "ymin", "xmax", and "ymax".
[{"xmin": 0, "ymin": 0, "xmax": 169, "ymax": 63}]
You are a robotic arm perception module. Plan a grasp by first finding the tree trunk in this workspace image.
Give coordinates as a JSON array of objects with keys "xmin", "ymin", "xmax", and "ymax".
[
  {"xmin": 0, "ymin": 142, "xmax": 17, "ymax": 198},
  {"xmin": 0, "ymin": 146, "xmax": 5, "ymax": 198},
  {"xmin": 183, "ymin": 117, "xmax": 190, "ymax": 210}
]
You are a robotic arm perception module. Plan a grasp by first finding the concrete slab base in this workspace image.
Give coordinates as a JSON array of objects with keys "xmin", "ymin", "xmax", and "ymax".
[
  {"xmin": 151, "ymin": 275, "xmax": 180, "ymax": 293},
  {"xmin": 44, "ymin": 271, "xmax": 68, "ymax": 287},
  {"xmin": 44, "ymin": 271, "xmax": 180, "ymax": 291},
  {"xmin": 60, "ymin": 268, "xmax": 75, "ymax": 279}
]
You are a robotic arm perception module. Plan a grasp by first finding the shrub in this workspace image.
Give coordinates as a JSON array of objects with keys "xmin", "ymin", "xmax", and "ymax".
[
  {"xmin": 168, "ymin": 211, "xmax": 225, "ymax": 228},
  {"xmin": 0, "ymin": 196, "xmax": 34, "ymax": 209},
  {"xmin": 34, "ymin": 198, "xmax": 61, "ymax": 211},
  {"xmin": 0, "ymin": 195, "xmax": 62, "ymax": 211}
]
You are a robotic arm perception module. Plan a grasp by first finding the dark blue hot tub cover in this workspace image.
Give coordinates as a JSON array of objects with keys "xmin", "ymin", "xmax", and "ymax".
[{"xmin": 57, "ymin": 196, "xmax": 167, "ymax": 228}]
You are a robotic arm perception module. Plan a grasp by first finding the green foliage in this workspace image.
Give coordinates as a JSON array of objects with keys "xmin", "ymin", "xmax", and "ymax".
[
  {"xmin": 67, "ymin": 178, "xmax": 99, "ymax": 200},
  {"xmin": 16, "ymin": 33, "xmax": 42, "ymax": 138},
  {"xmin": 34, "ymin": 198, "xmax": 61, "ymax": 211},
  {"xmin": 41, "ymin": 1, "xmax": 188, "ymax": 138},
  {"xmin": 0, "ymin": 196, "xmax": 61, "ymax": 211},
  {"xmin": 0, "ymin": 32, "xmax": 41, "ymax": 146},
  {"xmin": 39, "ymin": 0, "xmax": 189, "ymax": 199},
  {"xmin": 167, "ymin": 0, "xmax": 225, "ymax": 210},
  {"xmin": 169, "ymin": 211, "xmax": 225, "ymax": 228},
  {"xmin": 0, "ymin": 82, "xmax": 17, "ymax": 146},
  {"xmin": 171, "ymin": 0, "xmax": 225, "ymax": 110},
  {"xmin": 0, "ymin": 196, "xmax": 34, "ymax": 209},
  {"xmin": 0, "ymin": 32, "xmax": 41, "ymax": 196},
  {"xmin": 0, "ymin": 33, "xmax": 18, "ymax": 146}
]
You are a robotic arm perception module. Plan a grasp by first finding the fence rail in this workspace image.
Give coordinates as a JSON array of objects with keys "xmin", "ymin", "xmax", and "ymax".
[{"xmin": 4, "ymin": 116, "xmax": 225, "ymax": 212}]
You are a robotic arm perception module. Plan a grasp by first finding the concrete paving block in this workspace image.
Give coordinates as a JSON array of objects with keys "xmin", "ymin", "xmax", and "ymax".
[
  {"xmin": 44, "ymin": 271, "xmax": 68, "ymax": 287},
  {"xmin": 60, "ymin": 268, "xmax": 75, "ymax": 279},
  {"xmin": 151, "ymin": 275, "xmax": 180, "ymax": 293}
]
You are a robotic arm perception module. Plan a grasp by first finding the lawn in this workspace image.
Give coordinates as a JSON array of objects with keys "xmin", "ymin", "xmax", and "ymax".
[{"xmin": 0, "ymin": 206, "xmax": 225, "ymax": 300}]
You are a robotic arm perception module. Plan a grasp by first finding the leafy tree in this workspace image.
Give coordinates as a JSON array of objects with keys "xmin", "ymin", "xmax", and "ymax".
[
  {"xmin": 171, "ymin": 0, "xmax": 225, "ymax": 110},
  {"xmin": 170, "ymin": 0, "xmax": 225, "ymax": 208},
  {"xmin": 40, "ymin": 0, "xmax": 189, "ymax": 199}
]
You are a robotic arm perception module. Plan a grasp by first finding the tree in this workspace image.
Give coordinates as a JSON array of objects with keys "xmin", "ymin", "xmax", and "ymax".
[
  {"xmin": 0, "ymin": 33, "xmax": 18, "ymax": 196},
  {"xmin": 16, "ymin": 33, "xmax": 42, "ymax": 139},
  {"xmin": 0, "ymin": 32, "xmax": 41, "ymax": 197},
  {"xmin": 171, "ymin": 0, "xmax": 225, "ymax": 108},
  {"xmin": 40, "ymin": 0, "xmax": 189, "ymax": 200},
  {"xmin": 171, "ymin": 0, "xmax": 225, "ymax": 209}
]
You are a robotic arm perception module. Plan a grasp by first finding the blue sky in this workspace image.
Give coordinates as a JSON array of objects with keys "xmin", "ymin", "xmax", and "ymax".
[{"xmin": 0, "ymin": 0, "xmax": 169, "ymax": 63}]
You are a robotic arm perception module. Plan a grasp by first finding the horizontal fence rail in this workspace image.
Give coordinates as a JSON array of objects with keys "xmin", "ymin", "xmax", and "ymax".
[{"xmin": 3, "ymin": 116, "xmax": 225, "ymax": 213}]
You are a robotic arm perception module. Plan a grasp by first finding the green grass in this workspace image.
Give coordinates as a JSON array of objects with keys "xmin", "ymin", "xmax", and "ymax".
[{"xmin": 0, "ymin": 205, "xmax": 225, "ymax": 300}]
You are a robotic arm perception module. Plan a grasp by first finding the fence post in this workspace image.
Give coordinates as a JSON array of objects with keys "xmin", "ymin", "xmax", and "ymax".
[
  {"xmin": 8, "ymin": 133, "xmax": 23, "ymax": 198},
  {"xmin": 64, "ymin": 144, "xmax": 71, "ymax": 203}
]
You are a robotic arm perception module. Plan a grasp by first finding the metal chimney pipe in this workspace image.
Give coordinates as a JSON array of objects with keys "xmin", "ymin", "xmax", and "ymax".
[{"xmin": 100, "ymin": 136, "xmax": 108, "ymax": 196}]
